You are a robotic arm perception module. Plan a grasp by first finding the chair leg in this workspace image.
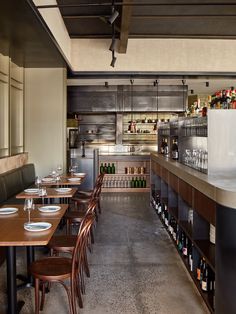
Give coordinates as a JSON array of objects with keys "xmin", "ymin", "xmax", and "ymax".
[
  {"xmin": 34, "ymin": 278, "xmax": 40, "ymax": 314},
  {"xmin": 98, "ymin": 199, "xmax": 101, "ymax": 214},
  {"xmin": 40, "ymin": 282, "xmax": 46, "ymax": 311},
  {"xmin": 58, "ymin": 280, "xmax": 75, "ymax": 314},
  {"xmin": 75, "ymin": 275, "xmax": 84, "ymax": 307}
]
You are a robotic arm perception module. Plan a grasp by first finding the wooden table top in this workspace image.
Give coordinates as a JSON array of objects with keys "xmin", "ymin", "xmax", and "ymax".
[
  {"xmin": 0, "ymin": 204, "xmax": 68, "ymax": 246},
  {"xmin": 15, "ymin": 187, "xmax": 77, "ymax": 199},
  {"xmin": 0, "ymin": 204, "xmax": 68, "ymax": 220},
  {"xmin": 0, "ymin": 218, "xmax": 60, "ymax": 246}
]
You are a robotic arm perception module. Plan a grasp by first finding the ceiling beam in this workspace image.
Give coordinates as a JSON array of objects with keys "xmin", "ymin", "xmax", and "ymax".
[
  {"xmin": 118, "ymin": 0, "xmax": 133, "ymax": 54},
  {"xmin": 37, "ymin": 2, "xmax": 236, "ymax": 9}
]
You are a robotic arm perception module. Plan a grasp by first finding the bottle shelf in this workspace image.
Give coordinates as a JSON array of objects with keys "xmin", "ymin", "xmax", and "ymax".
[
  {"xmin": 194, "ymin": 240, "xmax": 215, "ymax": 271},
  {"xmin": 179, "ymin": 220, "xmax": 193, "ymax": 240},
  {"xmin": 102, "ymin": 187, "xmax": 150, "ymax": 192},
  {"xmin": 153, "ymin": 202, "xmax": 214, "ymax": 314},
  {"xmin": 104, "ymin": 173, "xmax": 149, "ymax": 176}
]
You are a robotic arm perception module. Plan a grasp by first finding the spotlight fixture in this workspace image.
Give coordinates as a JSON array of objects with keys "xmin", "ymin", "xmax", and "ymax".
[
  {"xmin": 206, "ymin": 81, "xmax": 209, "ymax": 87},
  {"xmin": 108, "ymin": 10, "xmax": 119, "ymax": 24},
  {"xmin": 110, "ymin": 51, "xmax": 116, "ymax": 67},
  {"xmin": 109, "ymin": 38, "xmax": 116, "ymax": 51},
  {"xmin": 105, "ymin": 81, "xmax": 109, "ymax": 88},
  {"xmin": 191, "ymin": 89, "xmax": 194, "ymax": 94}
]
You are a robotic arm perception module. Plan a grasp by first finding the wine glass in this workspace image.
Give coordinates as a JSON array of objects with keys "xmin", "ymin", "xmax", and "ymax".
[
  {"xmin": 51, "ymin": 169, "xmax": 57, "ymax": 180},
  {"xmin": 39, "ymin": 188, "xmax": 47, "ymax": 205},
  {"xmin": 24, "ymin": 198, "xmax": 34, "ymax": 225},
  {"xmin": 35, "ymin": 176, "xmax": 41, "ymax": 189},
  {"xmin": 56, "ymin": 164, "xmax": 62, "ymax": 175},
  {"xmin": 69, "ymin": 165, "xmax": 74, "ymax": 177}
]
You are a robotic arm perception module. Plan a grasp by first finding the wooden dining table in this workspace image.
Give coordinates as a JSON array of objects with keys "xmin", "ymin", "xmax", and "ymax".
[
  {"xmin": 0, "ymin": 204, "xmax": 68, "ymax": 314},
  {"xmin": 15, "ymin": 187, "xmax": 78, "ymax": 200}
]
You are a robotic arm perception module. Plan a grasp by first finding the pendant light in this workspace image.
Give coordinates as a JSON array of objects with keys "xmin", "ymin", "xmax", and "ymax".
[{"xmin": 154, "ymin": 79, "xmax": 159, "ymax": 131}]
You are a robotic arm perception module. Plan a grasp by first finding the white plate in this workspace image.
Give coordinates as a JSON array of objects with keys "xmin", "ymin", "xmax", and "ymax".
[
  {"xmin": 55, "ymin": 188, "xmax": 72, "ymax": 193},
  {"xmin": 42, "ymin": 177, "xmax": 55, "ymax": 182},
  {"xmin": 38, "ymin": 205, "xmax": 61, "ymax": 213},
  {"xmin": 73, "ymin": 173, "xmax": 86, "ymax": 177},
  {"xmin": 67, "ymin": 177, "xmax": 81, "ymax": 182},
  {"xmin": 0, "ymin": 207, "xmax": 18, "ymax": 215},
  {"xmin": 24, "ymin": 222, "xmax": 52, "ymax": 232},
  {"xmin": 24, "ymin": 188, "xmax": 39, "ymax": 194}
]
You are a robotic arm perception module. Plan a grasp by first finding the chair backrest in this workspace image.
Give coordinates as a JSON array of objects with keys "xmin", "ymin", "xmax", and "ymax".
[{"xmin": 71, "ymin": 214, "xmax": 95, "ymax": 278}]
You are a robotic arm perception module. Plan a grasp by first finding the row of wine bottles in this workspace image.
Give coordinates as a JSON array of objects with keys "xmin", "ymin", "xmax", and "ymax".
[
  {"xmin": 102, "ymin": 176, "xmax": 147, "ymax": 188},
  {"xmin": 160, "ymin": 138, "xmax": 179, "ymax": 160},
  {"xmin": 100, "ymin": 163, "xmax": 115, "ymax": 174},
  {"xmin": 152, "ymin": 193, "xmax": 215, "ymax": 297}
]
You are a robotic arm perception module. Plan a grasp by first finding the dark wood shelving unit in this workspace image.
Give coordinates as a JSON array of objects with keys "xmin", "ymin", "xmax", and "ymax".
[
  {"xmin": 179, "ymin": 220, "xmax": 193, "ymax": 239},
  {"xmin": 194, "ymin": 240, "xmax": 215, "ymax": 271},
  {"xmin": 168, "ymin": 206, "xmax": 178, "ymax": 220},
  {"xmin": 153, "ymin": 202, "xmax": 214, "ymax": 314}
]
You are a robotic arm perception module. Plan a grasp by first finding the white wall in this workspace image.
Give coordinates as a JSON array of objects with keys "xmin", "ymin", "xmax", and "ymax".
[
  {"xmin": 33, "ymin": 0, "xmax": 71, "ymax": 65},
  {"xmin": 71, "ymin": 38, "xmax": 236, "ymax": 72},
  {"xmin": 24, "ymin": 68, "xmax": 67, "ymax": 177}
]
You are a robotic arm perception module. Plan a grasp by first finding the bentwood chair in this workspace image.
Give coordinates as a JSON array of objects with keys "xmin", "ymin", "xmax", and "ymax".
[
  {"xmin": 30, "ymin": 215, "xmax": 95, "ymax": 314},
  {"xmin": 48, "ymin": 199, "xmax": 97, "ymax": 281},
  {"xmin": 73, "ymin": 173, "xmax": 104, "ymax": 214},
  {"xmin": 65, "ymin": 174, "xmax": 104, "ymax": 234}
]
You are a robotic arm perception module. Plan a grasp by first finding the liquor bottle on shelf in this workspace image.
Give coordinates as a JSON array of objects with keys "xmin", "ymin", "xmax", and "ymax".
[
  {"xmin": 197, "ymin": 257, "xmax": 203, "ymax": 281},
  {"xmin": 111, "ymin": 163, "xmax": 115, "ymax": 174},
  {"xmin": 188, "ymin": 243, "xmax": 193, "ymax": 272},
  {"xmin": 160, "ymin": 138, "xmax": 165, "ymax": 154},
  {"xmin": 131, "ymin": 177, "xmax": 135, "ymax": 188},
  {"xmin": 100, "ymin": 163, "xmax": 104, "ymax": 174},
  {"xmin": 171, "ymin": 139, "xmax": 179, "ymax": 160},
  {"xmin": 107, "ymin": 163, "xmax": 111, "ymax": 174},
  {"xmin": 104, "ymin": 163, "xmax": 108, "ymax": 174},
  {"xmin": 164, "ymin": 139, "xmax": 169, "ymax": 156},
  {"xmin": 201, "ymin": 263, "xmax": 209, "ymax": 292},
  {"xmin": 182, "ymin": 234, "xmax": 188, "ymax": 257},
  {"xmin": 135, "ymin": 177, "xmax": 139, "ymax": 188},
  {"xmin": 142, "ymin": 177, "xmax": 146, "ymax": 188}
]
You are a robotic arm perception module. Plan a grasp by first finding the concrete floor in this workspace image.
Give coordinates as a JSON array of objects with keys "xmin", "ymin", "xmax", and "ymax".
[{"xmin": 0, "ymin": 193, "xmax": 209, "ymax": 314}]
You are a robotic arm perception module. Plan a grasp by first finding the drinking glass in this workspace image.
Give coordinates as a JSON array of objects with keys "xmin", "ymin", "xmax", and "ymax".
[
  {"xmin": 35, "ymin": 176, "xmax": 41, "ymax": 189},
  {"xmin": 56, "ymin": 164, "xmax": 62, "ymax": 175},
  {"xmin": 39, "ymin": 187, "xmax": 47, "ymax": 205},
  {"xmin": 24, "ymin": 198, "xmax": 34, "ymax": 224}
]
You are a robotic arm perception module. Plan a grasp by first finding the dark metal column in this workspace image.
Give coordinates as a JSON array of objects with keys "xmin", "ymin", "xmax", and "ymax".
[{"xmin": 6, "ymin": 246, "xmax": 17, "ymax": 314}]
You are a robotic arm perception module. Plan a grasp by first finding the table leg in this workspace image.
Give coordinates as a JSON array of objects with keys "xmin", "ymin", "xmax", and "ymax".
[
  {"xmin": 6, "ymin": 246, "xmax": 17, "ymax": 314},
  {"xmin": 26, "ymin": 247, "xmax": 35, "ymax": 285}
]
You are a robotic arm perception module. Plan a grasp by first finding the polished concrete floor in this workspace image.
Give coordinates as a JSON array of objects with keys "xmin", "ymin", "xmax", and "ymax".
[{"xmin": 0, "ymin": 193, "xmax": 209, "ymax": 314}]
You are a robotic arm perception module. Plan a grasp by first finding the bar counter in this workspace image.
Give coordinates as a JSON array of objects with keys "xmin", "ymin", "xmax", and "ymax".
[
  {"xmin": 151, "ymin": 153, "xmax": 236, "ymax": 209},
  {"xmin": 151, "ymin": 152, "xmax": 236, "ymax": 314}
]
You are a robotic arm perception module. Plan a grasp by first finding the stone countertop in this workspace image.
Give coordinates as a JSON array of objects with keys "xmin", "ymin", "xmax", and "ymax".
[{"xmin": 151, "ymin": 153, "xmax": 236, "ymax": 209}]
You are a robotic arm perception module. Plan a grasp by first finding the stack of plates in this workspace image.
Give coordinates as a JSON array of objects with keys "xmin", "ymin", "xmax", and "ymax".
[
  {"xmin": 68, "ymin": 177, "xmax": 81, "ymax": 182},
  {"xmin": 24, "ymin": 188, "xmax": 39, "ymax": 194},
  {"xmin": 0, "ymin": 207, "xmax": 18, "ymax": 215},
  {"xmin": 38, "ymin": 205, "xmax": 61, "ymax": 213},
  {"xmin": 55, "ymin": 188, "xmax": 72, "ymax": 193},
  {"xmin": 24, "ymin": 222, "xmax": 52, "ymax": 232},
  {"xmin": 73, "ymin": 172, "xmax": 85, "ymax": 177},
  {"xmin": 42, "ymin": 177, "xmax": 55, "ymax": 182},
  {"xmin": 209, "ymin": 223, "xmax": 215, "ymax": 244}
]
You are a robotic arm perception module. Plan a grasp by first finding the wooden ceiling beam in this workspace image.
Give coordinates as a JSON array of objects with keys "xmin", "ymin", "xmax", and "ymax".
[{"xmin": 118, "ymin": 0, "xmax": 133, "ymax": 54}]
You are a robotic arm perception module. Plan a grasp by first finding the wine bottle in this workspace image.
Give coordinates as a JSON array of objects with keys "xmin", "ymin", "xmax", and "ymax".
[
  {"xmin": 131, "ymin": 177, "xmax": 135, "ymax": 188},
  {"xmin": 142, "ymin": 177, "xmax": 146, "ymax": 188},
  {"xmin": 197, "ymin": 258, "xmax": 203, "ymax": 281},
  {"xmin": 182, "ymin": 235, "xmax": 188, "ymax": 256},
  {"xmin": 188, "ymin": 244, "xmax": 193, "ymax": 272},
  {"xmin": 138, "ymin": 177, "xmax": 142, "ymax": 188},
  {"xmin": 104, "ymin": 163, "xmax": 108, "ymax": 174},
  {"xmin": 171, "ymin": 139, "xmax": 179, "ymax": 160},
  {"xmin": 111, "ymin": 163, "xmax": 115, "ymax": 174},
  {"xmin": 164, "ymin": 138, "xmax": 169, "ymax": 156},
  {"xmin": 100, "ymin": 163, "xmax": 104, "ymax": 174},
  {"xmin": 201, "ymin": 264, "xmax": 209, "ymax": 292},
  {"xmin": 107, "ymin": 163, "xmax": 111, "ymax": 174},
  {"xmin": 160, "ymin": 138, "xmax": 165, "ymax": 154}
]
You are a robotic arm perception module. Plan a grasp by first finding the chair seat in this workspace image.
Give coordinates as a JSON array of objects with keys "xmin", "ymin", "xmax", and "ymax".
[
  {"xmin": 48, "ymin": 235, "xmax": 77, "ymax": 252},
  {"xmin": 65, "ymin": 211, "xmax": 86, "ymax": 221},
  {"xmin": 76, "ymin": 190, "xmax": 92, "ymax": 197},
  {"xmin": 30, "ymin": 257, "xmax": 72, "ymax": 281}
]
